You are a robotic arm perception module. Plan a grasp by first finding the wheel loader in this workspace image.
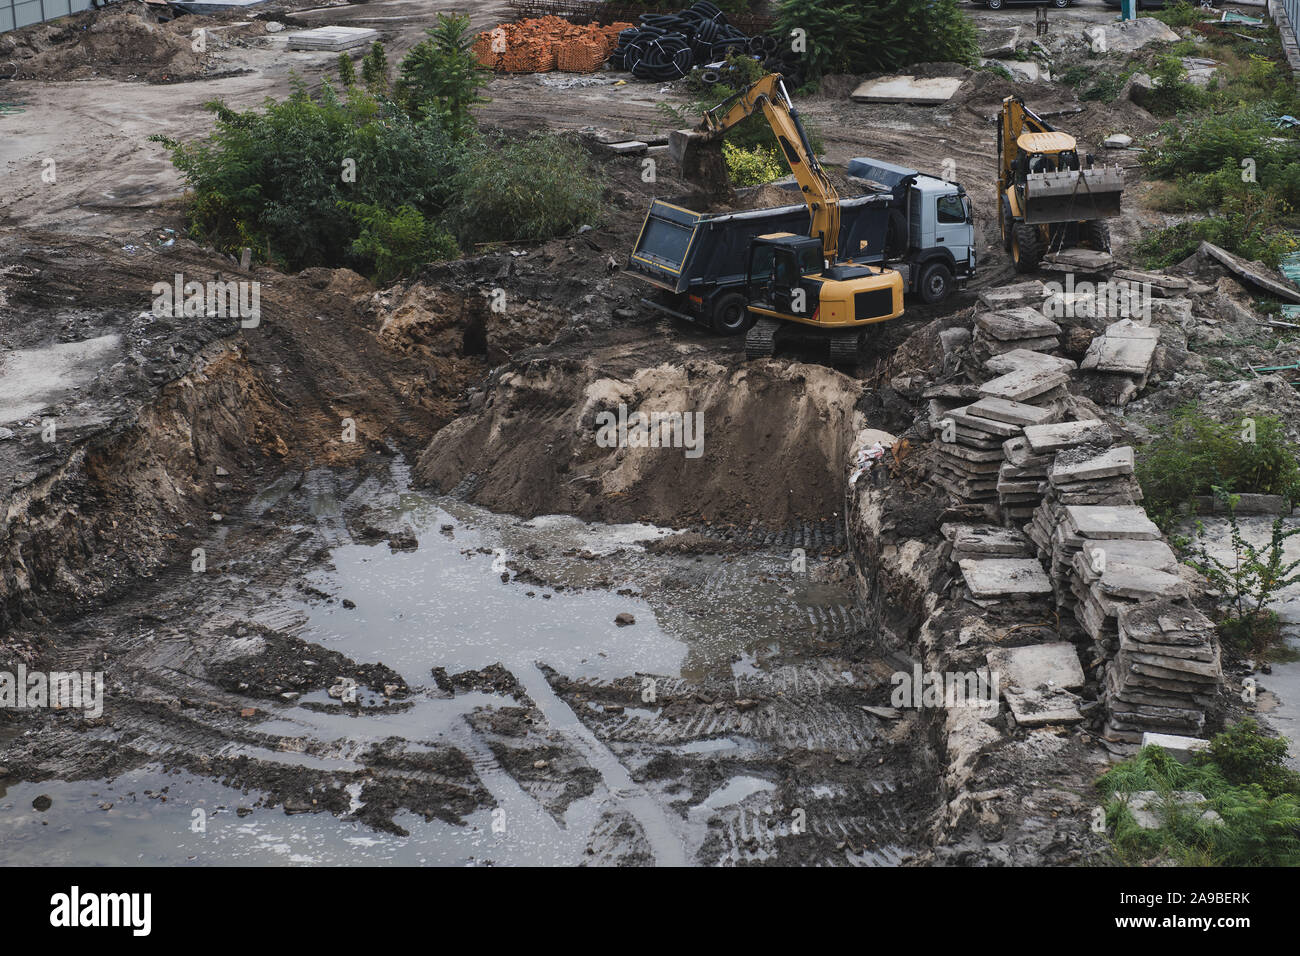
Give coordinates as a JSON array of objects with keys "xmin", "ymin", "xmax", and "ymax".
[
  {"xmin": 665, "ymin": 73, "xmax": 904, "ymax": 364},
  {"xmin": 997, "ymin": 96, "xmax": 1125, "ymax": 273}
]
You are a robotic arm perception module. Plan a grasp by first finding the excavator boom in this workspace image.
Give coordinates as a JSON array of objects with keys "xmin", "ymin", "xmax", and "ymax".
[{"xmin": 669, "ymin": 74, "xmax": 841, "ymax": 261}]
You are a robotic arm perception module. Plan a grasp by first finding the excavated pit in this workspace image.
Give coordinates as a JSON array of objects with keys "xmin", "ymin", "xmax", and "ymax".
[{"xmin": 0, "ymin": 233, "xmax": 951, "ymax": 866}]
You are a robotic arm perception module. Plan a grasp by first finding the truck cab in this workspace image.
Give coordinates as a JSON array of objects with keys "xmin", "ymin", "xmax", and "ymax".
[{"xmin": 845, "ymin": 157, "xmax": 976, "ymax": 304}]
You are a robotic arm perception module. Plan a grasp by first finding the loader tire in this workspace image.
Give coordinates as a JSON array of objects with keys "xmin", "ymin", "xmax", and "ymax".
[
  {"xmin": 1010, "ymin": 222, "xmax": 1043, "ymax": 273},
  {"xmin": 710, "ymin": 292, "xmax": 754, "ymax": 335},
  {"xmin": 1079, "ymin": 219, "xmax": 1111, "ymax": 253}
]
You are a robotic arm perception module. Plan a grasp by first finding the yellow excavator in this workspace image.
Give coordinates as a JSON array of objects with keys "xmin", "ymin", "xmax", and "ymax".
[
  {"xmin": 669, "ymin": 73, "xmax": 904, "ymax": 363},
  {"xmin": 997, "ymin": 95, "xmax": 1125, "ymax": 273}
]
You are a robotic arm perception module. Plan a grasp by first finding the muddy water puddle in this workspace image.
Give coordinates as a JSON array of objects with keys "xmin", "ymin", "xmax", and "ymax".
[{"xmin": 4, "ymin": 461, "xmax": 907, "ymax": 865}]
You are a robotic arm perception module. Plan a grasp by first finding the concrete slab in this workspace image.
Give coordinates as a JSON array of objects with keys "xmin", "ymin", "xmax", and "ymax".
[
  {"xmin": 959, "ymin": 557, "xmax": 1053, "ymax": 598},
  {"xmin": 1042, "ymin": 248, "xmax": 1114, "ymax": 272},
  {"xmin": 978, "ymin": 26, "xmax": 1019, "ymax": 58},
  {"xmin": 946, "ymin": 524, "xmax": 1032, "ymax": 556},
  {"xmin": 979, "ymin": 367, "xmax": 1070, "ymax": 403},
  {"xmin": 1004, "ymin": 687, "xmax": 1084, "ymax": 726},
  {"xmin": 1099, "ymin": 562, "xmax": 1189, "ymax": 601},
  {"xmin": 976, "ymin": 308, "xmax": 1061, "ymax": 342},
  {"xmin": 286, "ymin": 26, "xmax": 380, "ymax": 51},
  {"xmin": 850, "ymin": 75, "xmax": 963, "ymax": 105},
  {"xmin": 985, "ymin": 348, "xmax": 1077, "ymax": 376},
  {"xmin": 978, "ymin": 281, "xmax": 1047, "ymax": 311},
  {"xmin": 967, "ymin": 396, "xmax": 1055, "ymax": 427},
  {"xmin": 1023, "ymin": 419, "xmax": 1111, "ymax": 454},
  {"xmin": 987, "ymin": 641, "xmax": 1086, "ymax": 691},
  {"xmin": 1078, "ymin": 539, "xmax": 1177, "ymax": 576},
  {"xmin": 945, "ymin": 405, "xmax": 1023, "ymax": 438},
  {"xmin": 1066, "ymin": 505, "xmax": 1160, "ymax": 540},
  {"xmin": 1082, "ymin": 335, "xmax": 1158, "ymax": 375},
  {"xmin": 1050, "ymin": 445, "xmax": 1134, "ymax": 483},
  {"xmin": 1083, "ymin": 18, "xmax": 1180, "ymax": 55},
  {"xmin": 1140, "ymin": 733, "xmax": 1210, "ymax": 763}
]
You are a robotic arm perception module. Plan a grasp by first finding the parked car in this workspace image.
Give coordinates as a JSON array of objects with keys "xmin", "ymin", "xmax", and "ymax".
[{"xmin": 981, "ymin": 0, "xmax": 1072, "ymax": 9}]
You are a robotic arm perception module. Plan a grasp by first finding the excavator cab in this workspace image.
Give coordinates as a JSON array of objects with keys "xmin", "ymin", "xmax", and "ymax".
[{"xmin": 746, "ymin": 234, "xmax": 824, "ymax": 318}]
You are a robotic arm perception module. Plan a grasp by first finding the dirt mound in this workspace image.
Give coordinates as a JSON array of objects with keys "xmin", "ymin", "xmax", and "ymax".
[
  {"xmin": 953, "ymin": 68, "xmax": 1079, "ymax": 118},
  {"xmin": 0, "ymin": 3, "xmax": 213, "ymax": 82},
  {"xmin": 414, "ymin": 354, "xmax": 869, "ymax": 529}
]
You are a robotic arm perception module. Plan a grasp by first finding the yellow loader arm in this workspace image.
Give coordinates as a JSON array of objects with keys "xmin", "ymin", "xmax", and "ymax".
[{"xmin": 669, "ymin": 73, "xmax": 841, "ymax": 261}]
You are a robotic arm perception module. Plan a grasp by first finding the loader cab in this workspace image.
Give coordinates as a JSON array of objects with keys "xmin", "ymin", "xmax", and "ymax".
[
  {"xmin": 746, "ymin": 233, "xmax": 824, "ymax": 317},
  {"xmin": 1013, "ymin": 131, "xmax": 1082, "ymax": 187}
]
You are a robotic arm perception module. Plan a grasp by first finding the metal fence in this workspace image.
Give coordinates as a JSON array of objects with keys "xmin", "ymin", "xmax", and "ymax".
[{"xmin": 1, "ymin": 0, "xmax": 97, "ymax": 33}]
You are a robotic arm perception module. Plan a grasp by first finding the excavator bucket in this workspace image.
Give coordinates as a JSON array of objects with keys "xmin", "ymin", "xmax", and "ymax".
[
  {"xmin": 1022, "ymin": 165, "xmax": 1125, "ymax": 225},
  {"xmin": 669, "ymin": 128, "xmax": 732, "ymax": 199}
]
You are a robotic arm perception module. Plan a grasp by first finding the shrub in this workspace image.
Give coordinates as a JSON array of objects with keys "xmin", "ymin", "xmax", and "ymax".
[
  {"xmin": 1136, "ymin": 405, "xmax": 1300, "ymax": 525},
  {"xmin": 1145, "ymin": 54, "xmax": 1209, "ymax": 115},
  {"xmin": 773, "ymin": 0, "xmax": 978, "ymax": 83},
  {"xmin": 1098, "ymin": 723, "xmax": 1300, "ymax": 866},
  {"xmin": 152, "ymin": 82, "xmax": 458, "ymax": 272},
  {"xmin": 1151, "ymin": 0, "xmax": 1209, "ymax": 29},
  {"xmin": 450, "ymin": 133, "xmax": 604, "ymax": 245},
  {"xmin": 1208, "ymin": 718, "xmax": 1300, "ymax": 798},
  {"xmin": 337, "ymin": 52, "xmax": 356, "ymax": 88},
  {"xmin": 361, "ymin": 41, "xmax": 390, "ymax": 94},
  {"xmin": 395, "ymin": 13, "xmax": 489, "ymax": 141},
  {"xmin": 722, "ymin": 141, "xmax": 784, "ymax": 186},
  {"xmin": 342, "ymin": 202, "xmax": 459, "ymax": 285}
]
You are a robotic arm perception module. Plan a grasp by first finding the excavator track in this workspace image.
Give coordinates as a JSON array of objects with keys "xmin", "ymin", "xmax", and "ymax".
[
  {"xmin": 745, "ymin": 317, "xmax": 783, "ymax": 360},
  {"xmin": 828, "ymin": 330, "xmax": 863, "ymax": 366}
]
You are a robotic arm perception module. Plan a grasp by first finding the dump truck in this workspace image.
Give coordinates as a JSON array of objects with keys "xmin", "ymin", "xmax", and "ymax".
[
  {"xmin": 628, "ymin": 164, "xmax": 975, "ymax": 334},
  {"xmin": 629, "ymin": 73, "xmax": 967, "ymax": 362},
  {"xmin": 997, "ymin": 95, "xmax": 1124, "ymax": 272}
]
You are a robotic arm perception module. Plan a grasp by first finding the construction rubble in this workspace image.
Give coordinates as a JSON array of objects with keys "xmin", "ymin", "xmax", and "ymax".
[{"xmin": 922, "ymin": 268, "xmax": 1221, "ymax": 756}]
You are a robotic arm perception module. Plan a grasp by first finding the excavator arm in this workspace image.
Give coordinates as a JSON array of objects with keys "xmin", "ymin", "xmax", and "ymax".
[{"xmin": 669, "ymin": 73, "xmax": 841, "ymax": 262}]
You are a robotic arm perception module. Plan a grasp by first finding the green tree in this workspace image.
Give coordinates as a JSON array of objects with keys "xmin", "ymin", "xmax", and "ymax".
[
  {"xmin": 361, "ymin": 41, "xmax": 390, "ymax": 95},
  {"xmin": 396, "ymin": 13, "xmax": 489, "ymax": 141},
  {"xmin": 337, "ymin": 52, "xmax": 356, "ymax": 89}
]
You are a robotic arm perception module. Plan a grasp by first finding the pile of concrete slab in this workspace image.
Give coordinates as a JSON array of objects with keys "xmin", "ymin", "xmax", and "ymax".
[
  {"xmin": 930, "ymin": 359, "xmax": 1075, "ymax": 513},
  {"xmin": 1105, "ymin": 597, "xmax": 1220, "ymax": 753}
]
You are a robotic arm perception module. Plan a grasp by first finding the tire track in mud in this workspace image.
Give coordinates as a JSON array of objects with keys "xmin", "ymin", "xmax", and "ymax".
[{"xmin": 515, "ymin": 662, "xmax": 689, "ymax": 867}]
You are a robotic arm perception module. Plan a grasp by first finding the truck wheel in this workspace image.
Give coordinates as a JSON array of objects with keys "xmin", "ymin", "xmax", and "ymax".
[
  {"xmin": 918, "ymin": 262, "xmax": 953, "ymax": 304},
  {"xmin": 1079, "ymin": 219, "xmax": 1111, "ymax": 253},
  {"xmin": 710, "ymin": 292, "xmax": 754, "ymax": 335},
  {"xmin": 1010, "ymin": 222, "xmax": 1043, "ymax": 273},
  {"xmin": 986, "ymin": 0, "xmax": 1004, "ymax": 8}
]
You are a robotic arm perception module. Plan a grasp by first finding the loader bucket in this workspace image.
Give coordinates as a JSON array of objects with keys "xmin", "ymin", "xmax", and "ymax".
[
  {"xmin": 1022, "ymin": 165, "xmax": 1124, "ymax": 224},
  {"xmin": 669, "ymin": 128, "xmax": 732, "ymax": 199}
]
